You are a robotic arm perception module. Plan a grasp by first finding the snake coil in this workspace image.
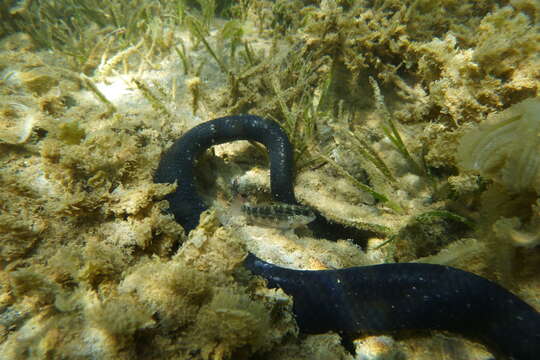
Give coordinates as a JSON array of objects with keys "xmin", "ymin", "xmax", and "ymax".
[{"xmin": 155, "ymin": 115, "xmax": 540, "ymax": 359}]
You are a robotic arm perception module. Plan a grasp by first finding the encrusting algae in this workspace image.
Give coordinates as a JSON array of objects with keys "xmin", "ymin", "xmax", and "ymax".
[{"xmin": 1, "ymin": 0, "xmax": 540, "ymax": 359}]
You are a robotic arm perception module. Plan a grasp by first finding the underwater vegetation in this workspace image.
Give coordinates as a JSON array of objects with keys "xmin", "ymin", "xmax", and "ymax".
[
  {"xmin": 455, "ymin": 98, "xmax": 540, "ymax": 289},
  {"xmin": 458, "ymin": 98, "xmax": 540, "ymax": 195},
  {"xmin": 156, "ymin": 114, "xmax": 540, "ymax": 359},
  {"xmin": 0, "ymin": 0, "xmax": 539, "ymax": 359}
]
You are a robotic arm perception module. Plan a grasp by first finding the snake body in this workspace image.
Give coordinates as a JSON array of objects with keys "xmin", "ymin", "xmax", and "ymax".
[
  {"xmin": 155, "ymin": 115, "xmax": 540, "ymax": 359},
  {"xmin": 154, "ymin": 115, "xmax": 295, "ymax": 232}
]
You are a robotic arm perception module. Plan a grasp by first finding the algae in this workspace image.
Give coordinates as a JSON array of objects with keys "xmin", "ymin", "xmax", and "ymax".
[
  {"xmin": 1, "ymin": 0, "xmax": 539, "ymax": 359},
  {"xmin": 458, "ymin": 98, "xmax": 540, "ymax": 193}
]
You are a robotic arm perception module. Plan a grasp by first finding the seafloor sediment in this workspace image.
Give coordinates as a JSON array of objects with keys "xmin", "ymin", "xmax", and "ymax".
[{"xmin": 0, "ymin": 1, "xmax": 539, "ymax": 359}]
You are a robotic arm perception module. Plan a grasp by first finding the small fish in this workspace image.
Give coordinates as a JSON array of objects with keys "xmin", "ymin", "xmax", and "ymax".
[{"xmin": 241, "ymin": 203, "xmax": 316, "ymax": 229}]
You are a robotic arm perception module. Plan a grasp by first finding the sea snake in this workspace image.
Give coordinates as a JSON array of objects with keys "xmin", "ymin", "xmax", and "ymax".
[{"xmin": 154, "ymin": 114, "xmax": 540, "ymax": 359}]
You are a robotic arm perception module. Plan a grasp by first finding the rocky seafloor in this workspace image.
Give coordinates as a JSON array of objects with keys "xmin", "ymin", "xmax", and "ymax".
[{"xmin": 1, "ymin": 1, "xmax": 539, "ymax": 359}]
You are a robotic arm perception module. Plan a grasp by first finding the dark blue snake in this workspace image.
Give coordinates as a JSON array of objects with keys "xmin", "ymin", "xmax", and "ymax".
[{"xmin": 154, "ymin": 115, "xmax": 540, "ymax": 359}]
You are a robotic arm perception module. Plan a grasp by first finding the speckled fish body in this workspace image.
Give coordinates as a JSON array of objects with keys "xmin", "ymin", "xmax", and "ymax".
[{"xmin": 241, "ymin": 203, "xmax": 316, "ymax": 229}]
